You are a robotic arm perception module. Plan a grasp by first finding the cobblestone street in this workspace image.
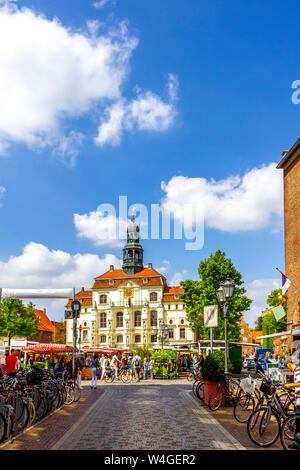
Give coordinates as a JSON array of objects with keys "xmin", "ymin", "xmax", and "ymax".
[{"xmin": 1, "ymin": 381, "xmax": 247, "ymax": 451}]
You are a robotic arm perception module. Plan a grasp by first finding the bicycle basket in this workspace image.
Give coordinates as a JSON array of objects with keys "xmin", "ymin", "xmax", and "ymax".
[
  {"xmin": 240, "ymin": 377, "xmax": 256, "ymax": 394},
  {"xmin": 260, "ymin": 381, "xmax": 273, "ymax": 397}
]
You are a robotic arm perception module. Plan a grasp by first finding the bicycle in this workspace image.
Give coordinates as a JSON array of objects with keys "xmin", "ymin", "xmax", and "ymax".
[
  {"xmin": 208, "ymin": 372, "xmax": 241, "ymax": 411},
  {"xmin": 247, "ymin": 375, "xmax": 295, "ymax": 447}
]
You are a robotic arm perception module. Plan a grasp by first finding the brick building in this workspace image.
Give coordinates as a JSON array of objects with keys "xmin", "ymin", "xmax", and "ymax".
[{"xmin": 277, "ymin": 140, "xmax": 300, "ymax": 351}]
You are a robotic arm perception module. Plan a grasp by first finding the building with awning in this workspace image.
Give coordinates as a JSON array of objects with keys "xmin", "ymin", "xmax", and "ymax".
[{"xmin": 277, "ymin": 139, "xmax": 300, "ymax": 352}]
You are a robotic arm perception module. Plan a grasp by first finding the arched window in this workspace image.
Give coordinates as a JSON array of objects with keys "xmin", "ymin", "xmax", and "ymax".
[
  {"xmin": 100, "ymin": 312, "xmax": 107, "ymax": 328},
  {"xmin": 117, "ymin": 335, "xmax": 123, "ymax": 343},
  {"xmin": 99, "ymin": 294, "xmax": 107, "ymax": 304},
  {"xmin": 116, "ymin": 311, "xmax": 123, "ymax": 328},
  {"xmin": 150, "ymin": 292, "xmax": 158, "ymax": 302},
  {"xmin": 128, "ymin": 250, "xmax": 133, "ymax": 258},
  {"xmin": 150, "ymin": 310, "xmax": 157, "ymax": 327},
  {"xmin": 100, "ymin": 335, "xmax": 106, "ymax": 343},
  {"xmin": 134, "ymin": 311, "xmax": 141, "ymax": 327}
]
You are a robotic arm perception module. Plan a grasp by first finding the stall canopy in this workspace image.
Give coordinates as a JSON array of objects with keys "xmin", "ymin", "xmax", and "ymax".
[
  {"xmin": 81, "ymin": 347, "xmax": 133, "ymax": 354},
  {"xmin": 22, "ymin": 343, "xmax": 74, "ymax": 353}
]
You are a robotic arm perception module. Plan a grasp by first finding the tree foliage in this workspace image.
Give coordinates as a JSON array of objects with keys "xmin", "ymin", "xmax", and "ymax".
[
  {"xmin": 180, "ymin": 250, "xmax": 252, "ymax": 342},
  {"xmin": 0, "ymin": 299, "xmax": 41, "ymax": 348},
  {"xmin": 262, "ymin": 288, "xmax": 287, "ymax": 348},
  {"xmin": 54, "ymin": 321, "xmax": 66, "ymax": 344}
]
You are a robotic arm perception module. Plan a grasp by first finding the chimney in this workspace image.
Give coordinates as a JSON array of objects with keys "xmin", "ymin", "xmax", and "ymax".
[
  {"xmin": 81, "ymin": 287, "xmax": 85, "ymax": 292},
  {"xmin": 110, "ymin": 265, "xmax": 114, "ymax": 271},
  {"xmin": 148, "ymin": 263, "xmax": 152, "ymax": 269}
]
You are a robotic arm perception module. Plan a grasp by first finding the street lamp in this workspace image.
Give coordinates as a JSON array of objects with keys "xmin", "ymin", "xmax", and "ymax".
[
  {"xmin": 216, "ymin": 279, "xmax": 234, "ymax": 377},
  {"xmin": 154, "ymin": 320, "xmax": 170, "ymax": 349}
]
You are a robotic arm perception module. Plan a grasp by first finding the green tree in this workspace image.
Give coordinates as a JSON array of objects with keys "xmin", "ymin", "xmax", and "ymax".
[
  {"xmin": 0, "ymin": 299, "xmax": 41, "ymax": 350},
  {"xmin": 180, "ymin": 250, "xmax": 252, "ymax": 342},
  {"xmin": 255, "ymin": 316, "xmax": 263, "ymax": 331},
  {"xmin": 262, "ymin": 288, "xmax": 287, "ymax": 348}
]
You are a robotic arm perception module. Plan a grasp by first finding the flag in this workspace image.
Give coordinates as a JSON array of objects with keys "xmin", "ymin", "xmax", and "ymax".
[{"xmin": 277, "ymin": 269, "xmax": 291, "ymax": 295}]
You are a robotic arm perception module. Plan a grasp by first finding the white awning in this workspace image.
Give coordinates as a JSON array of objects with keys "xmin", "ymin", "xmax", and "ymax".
[{"xmin": 256, "ymin": 331, "xmax": 292, "ymax": 340}]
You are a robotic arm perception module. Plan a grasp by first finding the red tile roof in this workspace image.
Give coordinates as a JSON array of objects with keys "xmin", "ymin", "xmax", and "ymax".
[
  {"xmin": 92, "ymin": 267, "xmax": 166, "ymax": 289},
  {"xmin": 163, "ymin": 286, "xmax": 184, "ymax": 302},
  {"xmin": 35, "ymin": 309, "xmax": 55, "ymax": 333},
  {"xmin": 94, "ymin": 267, "xmax": 164, "ymax": 280}
]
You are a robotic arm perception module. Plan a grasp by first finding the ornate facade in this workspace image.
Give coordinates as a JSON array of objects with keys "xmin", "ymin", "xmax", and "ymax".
[{"xmin": 65, "ymin": 216, "xmax": 196, "ymax": 350}]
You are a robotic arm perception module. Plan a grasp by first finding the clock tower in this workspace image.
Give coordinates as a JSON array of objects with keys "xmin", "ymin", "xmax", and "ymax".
[{"xmin": 122, "ymin": 214, "xmax": 144, "ymax": 275}]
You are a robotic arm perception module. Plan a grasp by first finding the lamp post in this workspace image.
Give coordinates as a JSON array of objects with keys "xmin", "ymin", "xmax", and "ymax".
[
  {"xmin": 71, "ymin": 300, "xmax": 81, "ymax": 377},
  {"xmin": 154, "ymin": 320, "xmax": 170, "ymax": 350},
  {"xmin": 216, "ymin": 279, "xmax": 234, "ymax": 378}
]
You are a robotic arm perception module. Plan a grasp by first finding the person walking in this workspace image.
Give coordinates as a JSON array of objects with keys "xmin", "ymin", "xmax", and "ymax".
[
  {"xmin": 91, "ymin": 353, "xmax": 100, "ymax": 389},
  {"xmin": 100, "ymin": 354, "xmax": 105, "ymax": 377},
  {"xmin": 143, "ymin": 357, "xmax": 149, "ymax": 380},
  {"xmin": 132, "ymin": 353, "xmax": 142, "ymax": 382},
  {"xmin": 75, "ymin": 355, "xmax": 83, "ymax": 389},
  {"xmin": 149, "ymin": 357, "xmax": 155, "ymax": 380},
  {"xmin": 111, "ymin": 353, "xmax": 121, "ymax": 378},
  {"xmin": 5, "ymin": 349, "xmax": 18, "ymax": 377}
]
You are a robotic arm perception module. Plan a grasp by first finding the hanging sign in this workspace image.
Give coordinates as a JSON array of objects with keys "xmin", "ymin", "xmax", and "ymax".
[{"xmin": 204, "ymin": 305, "xmax": 218, "ymax": 328}]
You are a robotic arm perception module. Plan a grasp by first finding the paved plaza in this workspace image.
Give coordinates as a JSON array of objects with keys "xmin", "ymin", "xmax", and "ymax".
[{"xmin": 1, "ymin": 381, "xmax": 249, "ymax": 451}]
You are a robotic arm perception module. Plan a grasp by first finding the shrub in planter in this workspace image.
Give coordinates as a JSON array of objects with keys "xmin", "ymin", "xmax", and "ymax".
[{"xmin": 201, "ymin": 351, "xmax": 233, "ymax": 405}]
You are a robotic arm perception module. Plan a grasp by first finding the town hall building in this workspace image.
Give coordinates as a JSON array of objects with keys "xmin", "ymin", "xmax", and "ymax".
[{"xmin": 65, "ymin": 215, "xmax": 196, "ymax": 350}]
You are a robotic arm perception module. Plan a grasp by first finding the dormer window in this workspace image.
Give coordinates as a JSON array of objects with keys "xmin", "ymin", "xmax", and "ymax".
[
  {"xmin": 109, "ymin": 279, "xmax": 114, "ymax": 285},
  {"xmin": 143, "ymin": 278, "xmax": 148, "ymax": 284}
]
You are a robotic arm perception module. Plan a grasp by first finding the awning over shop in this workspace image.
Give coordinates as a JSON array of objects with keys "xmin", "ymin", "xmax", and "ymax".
[
  {"xmin": 81, "ymin": 347, "xmax": 133, "ymax": 354},
  {"xmin": 22, "ymin": 343, "xmax": 74, "ymax": 353}
]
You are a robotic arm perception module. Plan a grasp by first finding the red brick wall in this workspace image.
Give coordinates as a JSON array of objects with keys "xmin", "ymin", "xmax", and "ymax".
[{"xmin": 283, "ymin": 153, "xmax": 300, "ymax": 332}]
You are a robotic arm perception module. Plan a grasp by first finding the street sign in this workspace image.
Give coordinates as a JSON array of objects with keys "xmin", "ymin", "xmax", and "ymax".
[{"xmin": 204, "ymin": 305, "xmax": 218, "ymax": 328}]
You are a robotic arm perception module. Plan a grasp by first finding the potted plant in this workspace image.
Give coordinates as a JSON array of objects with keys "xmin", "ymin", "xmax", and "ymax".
[{"xmin": 201, "ymin": 351, "xmax": 232, "ymax": 406}]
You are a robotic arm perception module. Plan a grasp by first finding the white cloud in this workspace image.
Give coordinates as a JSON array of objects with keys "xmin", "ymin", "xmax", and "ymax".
[
  {"xmin": 95, "ymin": 74, "xmax": 178, "ymax": 146},
  {"xmin": 170, "ymin": 270, "xmax": 187, "ymax": 286},
  {"xmin": 0, "ymin": 3, "xmax": 177, "ymax": 161},
  {"xmin": 52, "ymin": 131, "xmax": 85, "ymax": 167},
  {"xmin": 243, "ymin": 278, "xmax": 281, "ymax": 327},
  {"xmin": 0, "ymin": 242, "xmax": 121, "ymax": 319},
  {"xmin": 0, "ymin": 186, "xmax": 6, "ymax": 205},
  {"xmin": 156, "ymin": 260, "xmax": 170, "ymax": 274},
  {"xmin": 74, "ymin": 209, "xmax": 128, "ymax": 247},
  {"xmin": 0, "ymin": 242, "xmax": 121, "ymax": 288},
  {"xmin": 161, "ymin": 163, "xmax": 283, "ymax": 232},
  {"xmin": 93, "ymin": 0, "xmax": 114, "ymax": 9}
]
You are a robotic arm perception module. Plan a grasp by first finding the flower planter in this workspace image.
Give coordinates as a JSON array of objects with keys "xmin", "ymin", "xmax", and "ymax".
[{"xmin": 204, "ymin": 380, "xmax": 225, "ymax": 406}]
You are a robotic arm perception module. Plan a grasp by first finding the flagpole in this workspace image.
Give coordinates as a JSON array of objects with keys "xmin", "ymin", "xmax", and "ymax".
[{"xmin": 276, "ymin": 267, "xmax": 300, "ymax": 295}]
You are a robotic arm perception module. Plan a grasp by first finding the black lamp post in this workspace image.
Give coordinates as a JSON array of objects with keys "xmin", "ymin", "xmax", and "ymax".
[{"xmin": 216, "ymin": 279, "xmax": 234, "ymax": 377}]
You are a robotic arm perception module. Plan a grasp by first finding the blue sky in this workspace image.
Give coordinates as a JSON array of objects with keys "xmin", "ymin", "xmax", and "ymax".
[{"xmin": 0, "ymin": 0, "xmax": 298, "ymax": 324}]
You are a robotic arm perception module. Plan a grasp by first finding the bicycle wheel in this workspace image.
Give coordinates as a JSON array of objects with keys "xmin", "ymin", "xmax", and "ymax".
[
  {"xmin": 278, "ymin": 392, "xmax": 295, "ymax": 414},
  {"xmin": 121, "ymin": 370, "xmax": 129, "ymax": 383},
  {"xmin": 64, "ymin": 385, "xmax": 75, "ymax": 405},
  {"xmin": 196, "ymin": 380, "xmax": 204, "ymax": 401},
  {"xmin": 209, "ymin": 386, "xmax": 224, "ymax": 411},
  {"xmin": 16, "ymin": 401, "xmax": 30, "ymax": 432},
  {"xmin": 73, "ymin": 384, "xmax": 81, "ymax": 402},
  {"xmin": 247, "ymin": 407, "xmax": 280, "ymax": 447},
  {"xmin": 0, "ymin": 411, "xmax": 7, "ymax": 444},
  {"xmin": 280, "ymin": 414, "xmax": 300, "ymax": 450},
  {"xmin": 234, "ymin": 393, "xmax": 255, "ymax": 423},
  {"xmin": 192, "ymin": 380, "xmax": 200, "ymax": 398},
  {"xmin": 28, "ymin": 401, "xmax": 36, "ymax": 426}
]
